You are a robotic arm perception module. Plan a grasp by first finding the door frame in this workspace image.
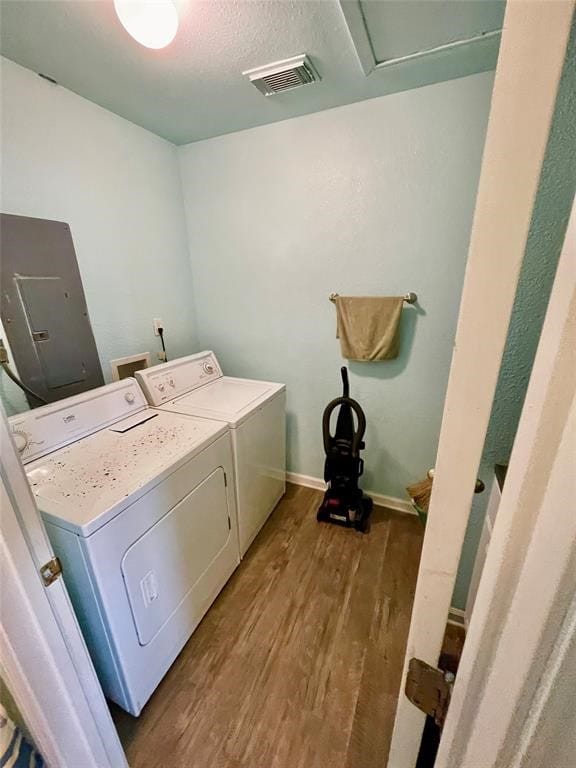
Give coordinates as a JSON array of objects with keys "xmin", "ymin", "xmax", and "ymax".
[
  {"xmin": 437, "ymin": 195, "xmax": 576, "ymax": 766},
  {"xmin": 388, "ymin": 1, "xmax": 575, "ymax": 765},
  {"xmin": 0, "ymin": 411, "xmax": 127, "ymax": 768}
]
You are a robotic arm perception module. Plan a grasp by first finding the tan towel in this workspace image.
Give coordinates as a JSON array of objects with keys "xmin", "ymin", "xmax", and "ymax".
[{"xmin": 335, "ymin": 296, "xmax": 404, "ymax": 361}]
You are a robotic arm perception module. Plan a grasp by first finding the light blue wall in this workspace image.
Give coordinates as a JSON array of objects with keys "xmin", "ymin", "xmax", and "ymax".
[
  {"xmin": 6, "ymin": 38, "xmax": 570, "ymax": 612},
  {"xmin": 178, "ymin": 72, "xmax": 495, "ymax": 500},
  {"xmin": 0, "ymin": 57, "xmax": 197, "ymax": 415},
  {"xmin": 452, "ymin": 20, "xmax": 576, "ymax": 609}
]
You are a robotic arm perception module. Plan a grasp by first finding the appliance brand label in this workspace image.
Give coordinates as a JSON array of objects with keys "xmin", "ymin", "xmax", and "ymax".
[{"xmin": 63, "ymin": 413, "xmax": 76, "ymax": 424}]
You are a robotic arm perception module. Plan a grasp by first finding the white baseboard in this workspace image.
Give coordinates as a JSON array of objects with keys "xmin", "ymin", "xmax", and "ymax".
[
  {"xmin": 286, "ymin": 471, "xmax": 416, "ymax": 516},
  {"xmin": 285, "ymin": 472, "xmax": 325, "ymax": 492}
]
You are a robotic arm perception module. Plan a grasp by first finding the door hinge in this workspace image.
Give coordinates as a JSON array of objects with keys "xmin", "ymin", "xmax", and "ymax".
[
  {"xmin": 224, "ymin": 472, "xmax": 228, "ymax": 487},
  {"xmin": 40, "ymin": 556, "xmax": 63, "ymax": 587},
  {"xmin": 227, "ymin": 516, "xmax": 231, "ymax": 531},
  {"xmin": 405, "ymin": 658, "xmax": 454, "ymax": 728}
]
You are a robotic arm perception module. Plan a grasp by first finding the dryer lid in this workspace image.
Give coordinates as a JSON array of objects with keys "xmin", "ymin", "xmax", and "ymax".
[{"xmin": 26, "ymin": 410, "xmax": 228, "ymax": 536}]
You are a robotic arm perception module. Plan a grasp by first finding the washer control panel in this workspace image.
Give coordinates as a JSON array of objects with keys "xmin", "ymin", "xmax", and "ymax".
[{"xmin": 135, "ymin": 351, "xmax": 222, "ymax": 406}]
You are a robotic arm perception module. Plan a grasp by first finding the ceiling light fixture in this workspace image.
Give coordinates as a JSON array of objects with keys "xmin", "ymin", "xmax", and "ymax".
[{"xmin": 113, "ymin": 0, "xmax": 179, "ymax": 50}]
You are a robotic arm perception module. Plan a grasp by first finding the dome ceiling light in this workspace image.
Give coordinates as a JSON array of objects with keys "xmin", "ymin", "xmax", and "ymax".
[{"xmin": 113, "ymin": 0, "xmax": 179, "ymax": 50}]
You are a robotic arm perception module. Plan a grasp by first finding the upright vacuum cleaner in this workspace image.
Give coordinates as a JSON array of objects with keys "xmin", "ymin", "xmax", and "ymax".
[{"xmin": 317, "ymin": 367, "xmax": 373, "ymax": 533}]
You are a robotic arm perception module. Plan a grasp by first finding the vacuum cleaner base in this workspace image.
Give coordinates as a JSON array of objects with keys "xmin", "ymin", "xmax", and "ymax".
[{"xmin": 317, "ymin": 489, "xmax": 373, "ymax": 534}]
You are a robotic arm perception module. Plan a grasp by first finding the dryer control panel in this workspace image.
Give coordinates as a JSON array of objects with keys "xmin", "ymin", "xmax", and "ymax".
[
  {"xmin": 8, "ymin": 378, "xmax": 147, "ymax": 464},
  {"xmin": 135, "ymin": 351, "xmax": 223, "ymax": 406}
]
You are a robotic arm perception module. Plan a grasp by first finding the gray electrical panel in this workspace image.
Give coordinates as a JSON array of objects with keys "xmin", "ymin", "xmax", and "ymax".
[{"xmin": 1, "ymin": 213, "xmax": 104, "ymax": 406}]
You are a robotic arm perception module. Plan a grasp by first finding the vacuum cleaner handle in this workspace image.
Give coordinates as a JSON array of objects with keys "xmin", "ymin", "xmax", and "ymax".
[
  {"xmin": 322, "ymin": 396, "xmax": 366, "ymax": 455},
  {"xmin": 341, "ymin": 366, "xmax": 349, "ymax": 398}
]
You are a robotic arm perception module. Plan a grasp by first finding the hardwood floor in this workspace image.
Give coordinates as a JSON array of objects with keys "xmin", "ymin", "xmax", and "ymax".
[{"xmin": 112, "ymin": 483, "xmax": 423, "ymax": 768}]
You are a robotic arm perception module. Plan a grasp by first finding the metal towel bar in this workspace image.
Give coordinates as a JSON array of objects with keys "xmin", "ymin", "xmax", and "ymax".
[{"xmin": 329, "ymin": 292, "xmax": 417, "ymax": 304}]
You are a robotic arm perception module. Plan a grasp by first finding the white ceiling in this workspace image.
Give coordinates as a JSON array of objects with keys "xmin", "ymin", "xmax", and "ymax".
[{"xmin": 0, "ymin": 0, "xmax": 503, "ymax": 146}]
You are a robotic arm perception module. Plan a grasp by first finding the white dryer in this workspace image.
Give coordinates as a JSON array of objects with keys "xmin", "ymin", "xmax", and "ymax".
[
  {"xmin": 136, "ymin": 352, "xmax": 286, "ymax": 557},
  {"xmin": 9, "ymin": 378, "xmax": 239, "ymax": 716}
]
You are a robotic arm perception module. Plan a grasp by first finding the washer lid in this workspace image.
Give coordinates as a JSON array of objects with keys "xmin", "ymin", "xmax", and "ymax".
[
  {"xmin": 161, "ymin": 377, "xmax": 285, "ymax": 427},
  {"xmin": 26, "ymin": 410, "xmax": 228, "ymax": 536}
]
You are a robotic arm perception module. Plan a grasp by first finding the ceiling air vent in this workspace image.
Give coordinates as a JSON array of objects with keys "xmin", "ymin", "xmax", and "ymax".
[{"xmin": 243, "ymin": 54, "xmax": 320, "ymax": 96}]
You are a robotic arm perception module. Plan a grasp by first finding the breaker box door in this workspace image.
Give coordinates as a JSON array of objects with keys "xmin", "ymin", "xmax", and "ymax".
[
  {"xmin": 16, "ymin": 276, "xmax": 87, "ymax": 389},
  {"xmin": 0, "ymin": 213, "xmax": 104, "ymax": 406}
]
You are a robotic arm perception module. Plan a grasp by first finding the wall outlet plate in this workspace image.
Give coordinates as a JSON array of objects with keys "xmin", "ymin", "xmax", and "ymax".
[{"xmin": 153, "ymin": 318, "xmax": 164, "ymax": 337}]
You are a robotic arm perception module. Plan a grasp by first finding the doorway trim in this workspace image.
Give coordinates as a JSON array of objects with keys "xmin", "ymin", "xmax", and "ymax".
[{"xmin": 388, "ymin": 1, "xmax": 575, "ymax": 765}]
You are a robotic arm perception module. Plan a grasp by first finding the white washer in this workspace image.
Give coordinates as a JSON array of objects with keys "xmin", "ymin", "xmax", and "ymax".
[
  {"xmin": 136, "ymin": 351, "xmax": 286, "ymax": 557},
  {"xmin": 9, "ymin": 378, "xmax": 239, "ymax": 716}
]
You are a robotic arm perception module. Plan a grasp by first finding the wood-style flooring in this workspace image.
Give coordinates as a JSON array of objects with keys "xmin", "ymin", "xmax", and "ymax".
[{"xmin": 111, "ymin": 483, "xmax": 423, "ymax": 768}]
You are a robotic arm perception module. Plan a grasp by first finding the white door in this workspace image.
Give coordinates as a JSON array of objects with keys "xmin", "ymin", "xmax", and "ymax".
[
  {"xmin": 387, "ymin": 1, "xmax": 575, "ymax": 765},
  {"xmin": 0, "ymin": 411, "xmax": 127, "ymax": 768}
]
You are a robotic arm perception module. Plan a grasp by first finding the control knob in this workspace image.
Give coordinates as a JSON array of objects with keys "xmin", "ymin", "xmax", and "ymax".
[
  {"xmin": 12, "ymin": 430, "xmax": 28, "ymax": 453},
  {"xmin": 124, "ymin": 392, "xmax": 135, "ymax": 404},
  {"xmin": 203, "ymin": 362, "xmax": 214, "ymax": 374}
]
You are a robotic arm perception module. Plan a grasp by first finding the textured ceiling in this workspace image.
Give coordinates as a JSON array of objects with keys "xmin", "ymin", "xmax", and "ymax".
[{"xmin": 0, "ymin": 0, "xmax": 502, "ymax": 145}]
